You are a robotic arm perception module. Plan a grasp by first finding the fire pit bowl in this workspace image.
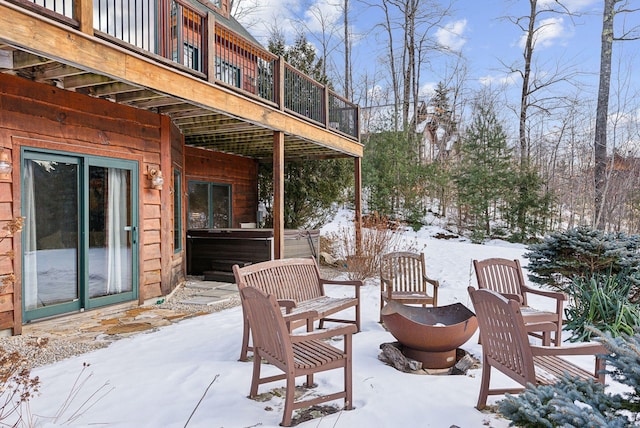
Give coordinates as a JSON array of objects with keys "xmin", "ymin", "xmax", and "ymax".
[{"xmin": 381, "ymin": 301, "xmax": 478, "ymax": 369}]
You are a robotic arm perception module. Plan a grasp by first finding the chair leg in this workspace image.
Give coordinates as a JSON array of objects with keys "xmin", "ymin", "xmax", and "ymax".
[
  {"xmin": 249, "ymin": 352, "xmax": 261, "ymax": 398},
  {"xmin": 345, "ymin": 335, "xmax": 353, "ymax": 410},
  {"xmin": 476, "ymin": 359, "xmax": 491, "ymax": 410},
  {"xmin": 239, "ymin": 316, "xmax": 251, "ymax": 361},
  {"xmin": 281, "ymin": 374, "xmax": 296, "ymax": 427},
  {"xmin": 554, "ymin": 322, "xmax": 562, "ymax": 346},
  {"xmin": 305, "ymin": 373, "xmax": 314, "ymax": 388}
]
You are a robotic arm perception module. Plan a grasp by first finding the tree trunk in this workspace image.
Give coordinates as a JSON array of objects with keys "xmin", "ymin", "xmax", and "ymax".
[
  {"xmin": 594, "ymin": 0, "xmax": 616, "ymax": 230},
  {"xmin": 344, "ymin": 0, "xmax": 351, "ymax": 100}
]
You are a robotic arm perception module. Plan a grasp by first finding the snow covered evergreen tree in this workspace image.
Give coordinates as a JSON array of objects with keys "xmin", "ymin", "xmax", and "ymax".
[{"xmin": 499, "ymin": 329, "xmax": 640, "ymax": 427}]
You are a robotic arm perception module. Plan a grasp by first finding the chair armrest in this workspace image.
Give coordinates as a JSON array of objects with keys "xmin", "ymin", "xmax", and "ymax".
[
  {"xmin": 502, "ymin": 293, "xmax": 524, "ymax": 304},
  {"xmin": 319, "ymin": 278, "xmax": 362, "ymax": 298},
  {"xmin": 423, "ymin": 275, "xmax": 439, "ymax": 288},
  {"xmin": 530, "ymin": 342, "xmax": 607, "ymax": 357},
  {"xmin": 290, "ymin": 324, "xmax": 357, "ymax": 343},
  {"xmin": 283, "ymin": 309, "xmax": 319, "ymax": 324},
  {"xmin": 524, "ymin": 321, "xmax": 557, "ymax": 333},
  {"xmin": 277, "ymin": 299, "xmax": 297, "ymax": 313},
  {"xmin": 319, "ymin": 278, "xmax": 363, "ymax": 289},
  {"xmin": 380, "ymin": 277, "xmax": 394, "ymax": 298},
  {"xmin": 522, "ymin": 285, "xmax": 567, "ymax": 301}
]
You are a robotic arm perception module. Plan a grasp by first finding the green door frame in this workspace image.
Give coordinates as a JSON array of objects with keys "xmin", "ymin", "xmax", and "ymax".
[{"xmin": 21, "ymin": 148, "xmax": 139, "ymax": 322}]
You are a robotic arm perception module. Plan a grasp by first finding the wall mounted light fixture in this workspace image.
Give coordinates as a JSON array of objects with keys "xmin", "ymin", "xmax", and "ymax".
[
  {"xmin": 0, "ymin": 151, "xmax": 12, "ymax": 180},
  {"xmin": 147, "ymin": 167, "xmax": 164, "ymax": 190}
]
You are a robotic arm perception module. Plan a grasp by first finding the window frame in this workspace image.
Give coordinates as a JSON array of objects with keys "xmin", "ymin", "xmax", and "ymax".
[{"xmin": 187, "ymin": 180, "xmax": 232, "ymax": 229}]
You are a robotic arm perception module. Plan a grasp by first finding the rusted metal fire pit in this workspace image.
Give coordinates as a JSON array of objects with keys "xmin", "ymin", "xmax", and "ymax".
[{"xmin": 380, "ymin": 301, "xmax": 478, "ymax": 369}]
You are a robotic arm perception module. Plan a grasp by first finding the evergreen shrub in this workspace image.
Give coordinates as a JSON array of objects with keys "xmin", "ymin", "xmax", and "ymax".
[
  {"xmin": 498, "ymin": 328, "xmax": 640, "ymax": 427},
  {"xmin": 525, "ymin": 227, "xmax": 640, "ymax": 298}
]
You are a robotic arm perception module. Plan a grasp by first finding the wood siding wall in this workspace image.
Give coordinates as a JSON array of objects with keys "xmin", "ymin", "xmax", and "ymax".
[
  {"xmin": 0, "ymin": 73, "xmax": 181, "ymax": 332},
  {"xmin": 184, "ymin": 146, "xmax": 258, "ymax": 227}
]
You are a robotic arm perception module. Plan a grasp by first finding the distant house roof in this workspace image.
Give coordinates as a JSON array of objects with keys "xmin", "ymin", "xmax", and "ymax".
[{"xmin": 189, "ymin": 0, "xmax": 264, "ymax": 48}]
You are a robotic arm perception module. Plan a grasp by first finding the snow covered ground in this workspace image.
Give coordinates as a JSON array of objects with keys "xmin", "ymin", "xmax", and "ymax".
[{"xmin": 23, "ymin": 211, "xmax": 602, "ymax": 427}]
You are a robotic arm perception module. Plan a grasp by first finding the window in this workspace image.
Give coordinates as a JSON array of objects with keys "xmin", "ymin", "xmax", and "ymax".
[
  {"xmin": 183, "ymin": 44, "xmax": 199, "ymax": 71},
  {"xmin": 187, "ymin": 181, "xmax": 231, "ymax": 229},
  {"xmin": 173, "ymin": 169, "xmax": 182, "ymax": 252},
  {"xmin": 216, "ymin": 58, "xmax": 241, "ymax": 88}
]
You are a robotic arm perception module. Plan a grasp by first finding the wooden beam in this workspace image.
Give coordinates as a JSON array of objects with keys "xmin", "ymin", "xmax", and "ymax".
[
  {"xmin": 86, "ymin": 81, "xmax": 140, "ymax": 97},
  {"xmin": 0, "ymin": 49, "xmax": 13, "ymax": 69},
  {"xmin": 273, "ymin": 131, "xmax": 284, "ymax": 259},
  {"xmin": 354, "ymin": 157, "xmax": 362, "ymax": 253},
  {"xmin": 62, "ymin": 73, "xmax": 115, "ymax": 89},
  {"xmin": 11, "ymin": 51, "xmax": 52, "ymax": 69},
  {"xmin": 33, "ymin": 63, "xmax": 85, "ymax": 81}
]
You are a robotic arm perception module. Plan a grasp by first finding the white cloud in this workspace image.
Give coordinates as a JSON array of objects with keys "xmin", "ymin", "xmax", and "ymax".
[
  {"xmin": 517, "ymin": 17, "xmax": 572, "ymax": 50},
  {"xmin": 539, "ymin": 0, "xmax": 600, "ymax": 13},
  {"xmin": 419, "ymin": 82, "xmax": 437, "ymax": 98},
  {"xmin": 436, "ymin": 19, "xmax": 467, "ymax": 52},
  {"xmin": 303, "ymin": 1, "xmax": 343, "ymax": 34},
  {"xmin": 234, "ymin": 0, "xmax": 302, "ymax": 43},
  {"xmin": 479, "ymin": 72, "xmax": 519, "ymax": 87}
]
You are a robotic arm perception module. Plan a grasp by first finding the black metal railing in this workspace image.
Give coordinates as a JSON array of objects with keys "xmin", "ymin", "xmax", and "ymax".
[
  {"xmin": 283, "ymin": 64, "xmax": 325, "ymax": 126},
  {"xmin": 95, "ymin": 0, "xmax": 157, "ymax": 52},
  {"xmin": 215, "ymin": 24, "xmax": 276, "ymax": 103}
]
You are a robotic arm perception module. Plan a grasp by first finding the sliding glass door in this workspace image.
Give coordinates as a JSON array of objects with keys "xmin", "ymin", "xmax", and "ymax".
[{"xmin": 22, "ymin": 150, "xmax": 139, "ymax": 321}]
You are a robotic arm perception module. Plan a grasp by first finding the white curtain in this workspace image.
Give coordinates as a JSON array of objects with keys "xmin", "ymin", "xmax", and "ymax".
[
  {"xmin": 23, "ymin": 161, "xmax": 38, "ymax": 310},
  {"xmin": 106, "ymin": 168, "xmax": 127, "ymax": 294}
]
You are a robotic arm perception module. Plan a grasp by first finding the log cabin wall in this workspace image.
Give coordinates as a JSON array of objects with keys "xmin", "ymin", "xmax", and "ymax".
[
  {"xmin": 0, "ymin": 72, "xmax": 183, "ymax": 332},
  {"xmin": 184, "ymin": 145, "xmax": 258, "ymax": 228}
]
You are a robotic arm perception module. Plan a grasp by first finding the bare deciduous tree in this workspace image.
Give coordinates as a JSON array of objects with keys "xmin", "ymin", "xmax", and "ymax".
[{"xmin": 594, "ymin": 0, "xmax": 639, "ymax": 229}]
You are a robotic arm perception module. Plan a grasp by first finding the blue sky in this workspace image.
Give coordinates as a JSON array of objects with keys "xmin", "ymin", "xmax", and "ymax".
[{"xmin": 236, "ymin": 0, "xmax": 639, "ymax": 120}]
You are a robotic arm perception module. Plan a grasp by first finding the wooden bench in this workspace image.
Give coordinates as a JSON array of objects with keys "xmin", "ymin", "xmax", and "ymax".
[{"xmin": 233, "ymin": 257, "xmax": 362, "ymax": 362}]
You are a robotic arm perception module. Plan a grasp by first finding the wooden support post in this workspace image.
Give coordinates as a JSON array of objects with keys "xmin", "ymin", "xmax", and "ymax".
[
  {"xmin": 206, "ymin": 12, "xmax": 216, "ymax": 83},
  {"xmin": 323, "ymin": 86, "xmax": 330, "ymax": 129},
  {"xmin": 273, "ymin": 131, "xmax": 285, "ymax": 259},
  {"xmin": 74, "ymin": 0, "xmax": 94, "ymax": 36},
  {"xmin": 354, "ymin": 157, "xmax": 362, "ymax": 254},
  {"xmin": 159, "ymin": 116, "xmax": 173, "ymax": 295},
  {"xmin": 277, "ymin": 57, "xmax": 285, "ymax": 111}
]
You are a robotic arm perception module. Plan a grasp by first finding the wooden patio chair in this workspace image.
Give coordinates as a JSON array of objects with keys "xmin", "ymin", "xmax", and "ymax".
[
  {"xmin": 380, "ymin": 251, "xmax": 439, "ymax": 323},
  {"xmin": 240, "ymin": 286, "xmax": 356, "ymax": 427},
  {"xmin": 473, "ymin": 258, "xmax": 566, "ymax": 346},
  {"xmin": 467, "ymin": 286, "xmax": 606, "ymax": 410}
]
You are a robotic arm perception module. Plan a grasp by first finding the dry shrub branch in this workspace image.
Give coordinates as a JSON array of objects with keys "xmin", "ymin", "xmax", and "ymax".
[{"xmin": 324, "ymin": 213, "xmax": 422, "ymax": 281}]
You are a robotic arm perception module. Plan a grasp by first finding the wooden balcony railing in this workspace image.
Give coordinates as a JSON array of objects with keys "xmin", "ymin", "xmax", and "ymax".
[{"xmin": 9, "ymin": 0, "xmax": 360, "ymax": 140}]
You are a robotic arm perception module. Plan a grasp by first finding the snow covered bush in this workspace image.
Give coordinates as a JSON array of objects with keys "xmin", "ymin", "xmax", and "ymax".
[
  {"xmin": 498, "ymin": 329, "xmax": 640, "ymax": 427},
  {"xmin": 525, "ymin": 227, "xmax": 640, "ymax": 298}
]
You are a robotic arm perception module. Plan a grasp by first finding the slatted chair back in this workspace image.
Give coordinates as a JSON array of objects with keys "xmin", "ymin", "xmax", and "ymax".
[
  {"xmin": 473, "ymin": 257, "xmax": 566, "ymax": 346},
  {"xmin": 241, "ymin": 286, "xmax": 292, "ymax": 370},
  {"xmin": 473, "ymin": 258, "xmax": 527, "ymax": 305},
  {"xmin": 235, "ymin": 258, "xmax": 322, "ymax": 302},
  {"xmin": 468, "ymin": 286, "xmax": 536, "ymax": 386},
  {"xmin": 381, "ymin": 251, "xmax": 427, "ymax": 294},
  {"xmin": 379, "ymin": 251, "xmax": 438, "ymax": 323}
]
